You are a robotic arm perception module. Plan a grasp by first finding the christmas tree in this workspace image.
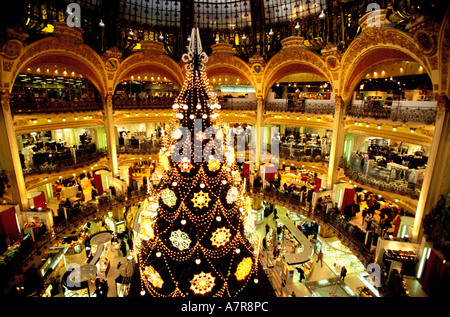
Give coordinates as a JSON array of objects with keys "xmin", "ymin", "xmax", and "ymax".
[{"xmin": 134, "ymin": 28, "xmax": 261, "ymax": 297}]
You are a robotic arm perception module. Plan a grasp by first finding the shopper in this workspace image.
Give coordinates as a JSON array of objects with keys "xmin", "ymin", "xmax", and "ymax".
[
  {"xmin": 297, "ymin": 267, "xmax": 306, "ymax": 282},
  {"xmin": 120, "ymin": 240, "xmax": 127, "ymax": 257},
  {"xmin": 316, "ymin": 249, "xmax": 324, "ymax": 267},
  {"xmin": 340, "ymin": 266, "xmax": 347, "ymax": 281}
]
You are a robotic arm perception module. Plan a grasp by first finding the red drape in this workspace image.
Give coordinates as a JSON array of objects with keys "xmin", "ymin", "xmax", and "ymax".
[
  {"xmin": 128, "ymin": 167, "xmax": 133, "ymax": 187},
  {"xmin": 420, "ymin": 249, "xmax": 450, "ymax": 297},
  {"xmin": 263, "ymin": 165, "xmax": 276, "ymax": 182},
  {"xmin": 393, "ymin": 217, "xmax": 401, "ymax": 236},
  {"xmin": 33, "ymin": 192, "xmax": 47, "ymax": 210},
  {"xmin": 341, "ymin": 188, "xmax": 356, "ymax": 215},
  {"xmin": 0, "ymin": 207, "xmax": 21, "ymax": 241},
  {"xmin": 243, "ymin": 163, "xmax": 250, "ymax": 179},
  {"xmin": 93, "ymin": 174, "xmax": 104, "ymax": 195},
  {"xmin": 314, "ymin": 177, "xmax": 322, "ymax": 191}
]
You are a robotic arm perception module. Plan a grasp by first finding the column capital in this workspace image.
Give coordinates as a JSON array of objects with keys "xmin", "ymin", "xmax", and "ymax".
[
  {"xmin": 1, "ymin": 91, "xmax": 11, "ymax": 114},
  {"xmin": 435, "ymin": 94, "xmax": 450, "ymax": 112},
  {"xmin": 106, "ymin": 93, "xmax": 113, "ymax": 102}
]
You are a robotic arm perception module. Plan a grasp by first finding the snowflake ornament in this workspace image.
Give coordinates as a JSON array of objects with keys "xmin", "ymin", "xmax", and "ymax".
[
  {"xmin": 169, "ymin": 229, "xmax": 191, "ymax": 251},
  {"xmin": 226, "ymin": 187, "xmax": 239, "ymax": 204},
  {"xmin": 161, "ymin": 188, "xmax": 177, "ymax": 207}
]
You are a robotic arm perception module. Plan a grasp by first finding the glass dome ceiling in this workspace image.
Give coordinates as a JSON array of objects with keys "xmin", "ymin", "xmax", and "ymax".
[
  {"xmin": 117, "ymin": 0, "xmax": 326, "ymax": 29},
  {"xmin": 13, "ymin": 0, "xmax": 446, "ymax": 60}
]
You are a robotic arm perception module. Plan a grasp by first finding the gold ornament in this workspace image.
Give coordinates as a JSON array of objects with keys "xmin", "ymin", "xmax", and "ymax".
[
  {"xmin": 235, "ymin": 257, "xmax": 253, "ymax": 281},
  {"xmin": 143, "ymin": 265, "xmax": 164, "ymax": 288},
  {"xmin": 210, "ymin": 227, "xmax": 232, "ymax": 247},
  {"xmin": 191, "ymin": 190, "xmax": 211, "ymax": 209},
  {"xmin": 190, "ymin": 271, "xmax": 215, "ymax": 295},
  {"xmin": 178, "ymin": 161, "xmax": 193, "ymax": 173},
  {"xmin": 208, "ymin": 159, "xmax": 221, "ymax": 172}
]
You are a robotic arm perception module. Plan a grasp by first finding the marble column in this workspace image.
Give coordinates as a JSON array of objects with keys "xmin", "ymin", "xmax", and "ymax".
[
  {"xmin": 327, "ymin": 95, "xmax": 346, "ymax": 190},
  {"xmin": 0, "ymin": 92, "xmax": 29, "ymax": 209},
  {"xmin": 104, "ymin": 93, "xmax": 118, "ymax": 175},
  {"xmin": 255, "ymin": 96, "xmax": 264, "ymax": 168},
  {"xmin": 412, "ymin": 94, "xmax": 450, "ymax": 242}
]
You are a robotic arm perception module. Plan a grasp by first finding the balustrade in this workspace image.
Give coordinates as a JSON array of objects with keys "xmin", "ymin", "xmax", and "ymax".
[
  {"xmin": 348, "ymin": 101, "xmax": 437, "ymax": 124},
  {"xmin": 10, "ymin": 99, "xmax": 102, "ymax": 114},
  {"xmin": 266, "ymin": 101, "xmax": 335, "ymax": 115}
]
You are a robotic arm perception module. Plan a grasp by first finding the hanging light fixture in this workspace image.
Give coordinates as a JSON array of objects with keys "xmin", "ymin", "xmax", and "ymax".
[
  {"xmin": 319, "ymin": 10, "xmax": 326, "ymax": 18},
  {"xmin": 98, "ymin": 19, "xmax": 105, "ymax": 27},
  {"xmin": 268, "ymin": 28, "xmax": 274, "ymax": 36},
  {"xmin": 159, "ymin": 33, "xmax": 164, "ymax": 40},
  {"xmin": 295, "ymin": 22, "xmax": 300, "ymax": 29}
]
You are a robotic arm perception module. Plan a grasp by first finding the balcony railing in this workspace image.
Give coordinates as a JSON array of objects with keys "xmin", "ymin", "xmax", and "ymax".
[
  {"xmin": 10, "ymin": 99, "xmax": 102, "ymax": 114},
  {"xmin": 247, "ymin": 186, "xmax": 375, "ymax": 267},
  {"xmin": 279, "ymin": 146, "xmax": 329, "ymax": 163},
  {"xmin": 220, "ymin": 100, "xmax": 257, "ymax": 111},
  {"xmin": 339, "ymin": 158, "xmax": 421, "ymax": 200},
  {"xmin": 265, "ymin": 100, "xmax": 335, "ymax": 115},
  {"xmin": 113, "ymin": 97, "xmax": 258, "ymax": 112},
  {"xmin": 117, "ymin": 141, "xmax": 161, "ymax": 155},
  {"xmin": 348, "ymin": 100, "xmax": 437, "ymax": 124},
  {"xmin": 22, "ymin": 147, "xmax": 107, "ymax": 176},
  {"xmin": 0, "ymin": 189, "xmax": 150, "ymax": 294},
  {"xmin": 113, "ymin": 98, "xmax": 174, "ymax": 110}
]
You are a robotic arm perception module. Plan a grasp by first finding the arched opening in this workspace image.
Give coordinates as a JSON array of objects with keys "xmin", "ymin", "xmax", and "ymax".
[
  {"xmin": 206, "ymin": 67, "xmax": 255, "ymax": 112},
  {"xmin": 113, "ymin": 64, "xmax": 181, "ymax": 110},
  {"xmin": 11, "ymin": 56, "xmax": 108, "ymax": 177},
  {"xmin": 349, "ymin": 60, "xmax": 436, "ymax": 124}
]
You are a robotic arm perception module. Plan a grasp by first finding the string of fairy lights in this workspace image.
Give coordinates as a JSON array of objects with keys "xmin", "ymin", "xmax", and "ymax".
[{"xmin": 134, "ymin": 28, "xmax": 260, "ymax": 297}]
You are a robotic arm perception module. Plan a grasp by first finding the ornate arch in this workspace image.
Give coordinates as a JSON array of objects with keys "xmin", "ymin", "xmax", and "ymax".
[
  {"xmin": 340, "ymin": 27, "xmax": 432, "ymax": 102},
  {"xmin": 8, "ymin": 23, "xmax": 107, "ymax": 96},
  {"xmin": 206, "ymin": 48, "xmax": 257, "ymax": 91},
  {"xmin": 262, "ymin": 39, "xmax": 333, "ymax": 99},
  {"xmin": 112, "ymin": 46, "xmax": 184, "ymax": 92}
]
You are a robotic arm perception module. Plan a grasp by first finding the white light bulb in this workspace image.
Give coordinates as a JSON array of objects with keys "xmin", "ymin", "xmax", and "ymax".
[
  {"xmin": 181, "ymin": 219, "xmax": 186, "ymax": 225},
  {"xmin": 195, "ymin": 259, "xmax": 201, "ymax": 265}
]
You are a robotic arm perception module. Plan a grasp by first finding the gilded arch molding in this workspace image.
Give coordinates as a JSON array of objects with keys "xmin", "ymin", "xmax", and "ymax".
[
  {"xmin": 112, "ymin": 50, "xmax": 184, "ymax": 93},
  {"xmin": 340, "ymin": 27, "xmax": 432, "ymax": 101},
  {"xmin": 8, "ymin": 24, "xmax": 107, "ymax": 96},
  {"xmin": 206, "ymin": 55, "xmax": 257, "ymax": 91},
  {"xmin": 262, "ymin": 43, "xmax": 333, "ymax": 99}
]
